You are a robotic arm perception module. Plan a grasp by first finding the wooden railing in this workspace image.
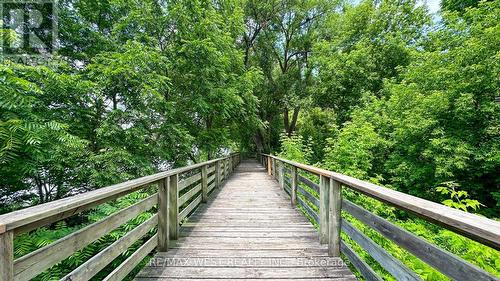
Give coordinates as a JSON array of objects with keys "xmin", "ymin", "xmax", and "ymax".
[
  {"xmin": 0, "ymin": 153, "xmax": 241, "ymax": 281},
  {"xmin": 260, "ymin": 154, "xmax": 499, "ymax": 281}
]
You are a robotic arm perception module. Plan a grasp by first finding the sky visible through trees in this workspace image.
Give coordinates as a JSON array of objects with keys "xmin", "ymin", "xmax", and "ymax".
[{"xmin": 0, "ymin": 0, "xmax": 498, "ymax": 279}]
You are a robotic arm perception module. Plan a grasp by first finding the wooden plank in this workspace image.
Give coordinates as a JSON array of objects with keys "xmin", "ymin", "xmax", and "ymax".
[
  {"xmin": 179, "ymin": 231, "xmax": 317, "ymax": 238},
  {"xmin": 215, "ymin": 160, "xmax": 221, "ymax": 188},
  {"xmin": 201, "ymin": 165, "xmax": 208, "ymax": 203},
  {"xmin": 328, "ymin": 179, "xmax": 341, "ymax": 257},
  {"xmin": 169, "ymin": 174, "xmax": 179, "ymax": 240},
  {"xmin": 342, "ymin": 199, "xmax": 497, "ymax": 281},
  {"xmin": 319, "ymin": 175, "xmax": 329, "ymax": 244},
  {"xmin": 174, "ymin": 237, "xmax": 321, "ymax": 245},
  {"xmin": 134, "ymin": 277, "xmax": 356, "ymax": 281},
  {"xmin": 284, "ymin": 182, "xmax": 291, "ymax": 196},
  {"xmin": 207, "ymin": 174, "xmax": 215, "ymax": 185},
  {"xmin": 136, "ymin": 267, "xmax": 354, "ymax": 279},
  {"xmin": 157, "ymin": 179, "xmax": 169, "ymax": 252},
  {"xmin": 0, "ymin": 156, "xmax": 230, "ymax": 235},
  {"xmin": 137, "ymin": 160, "xmax": 355, "ymax": 280},
  {"xmin": 272, "ymin": 158, "xmax": 276, "ymax": 177},
  {"xmin": 297, "ymin": 184, "xmax": 319, "ymax": 208},
  {"xmin": 340, "ymin": 241, "xmax": 382, "ymax": 281},
  {"xmin": 279, "ymin": 161, "xmax": 285, "ymax": 189},
  {"xmin": 341, "ymin": 219, "xmax": 422, "ymax": 281},
  {"xmin": 145, "ymin": 256, "xmax": 346, "ymax": 267},
  {"xmin": 207, "ymin": 182, "xmax": 215, "ymax": 193},
  {"xmin": 179, "ymin": 195, "xmax": 202, "ymax": 221},
  {"xmin": 103, "ymin": 234, "xmax": 158, "ymax": 281},
  {"xmin": 207, "ymin": 165, "xmax": 215, "ymax": 174},
  {"xmin": 261, "ymin": 154, "xmax": 500, "ymax": 250},
  {"xmin": 178, "ymin": 173, "xmax": 201, "ymax": 192},
  {"xmin": 14, "ymin": 195, "xmax": 157, "ymax": 281},
  {"xmin": 299, "ymin": 175, "xmax": 320, "ymax": 194},
  {"xmin": 60, "ymin": 215, "xmax": 158, "ymax": 281},
  {"xmin": 267, "ymin": 157, "xmax": 272, "ymax": 175},
  {"xmin": 180, "ymin": 226, "xmax": 317, "ymax": 232},
  {"xmin": 0, "ymin": 231, "xmax": 13, "ymax": 281},
  {"xmin": 178, "ymin": 183, "xmax": 202, "ymax": 206},
  {"xmin": 154, "ymin": 248, "xmax": 328, "ymax": 258},
  {"xmin": 297, "ymin": 196, "xmax": 319, "ymax": 224},
  {"xmin": 291, "ymin": 166, "xmax": 297, "ymax": 206}
]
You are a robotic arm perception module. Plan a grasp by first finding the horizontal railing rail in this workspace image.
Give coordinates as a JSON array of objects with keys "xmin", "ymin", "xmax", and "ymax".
[
  {"xmin": 260, "ymin": 153, "xmax": 499, "ymax": 281},
  {"xmin": 0, "ymin": 153, "xmax": 241, "ymax": 281}
]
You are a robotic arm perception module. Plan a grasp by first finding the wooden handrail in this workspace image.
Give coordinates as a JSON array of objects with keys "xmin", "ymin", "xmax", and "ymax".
[
  {"xmin": 261, "ymin": 153, "xmax": 500, "ymax": 250},
  {"xmin": 260, "ymin": 153, "xmax": 498, "ymax": 281},
  {"xmin": 0, "ymin": 153, "xmax": 241, "ymax": 281},
  {"xmin": 0, "ymin": 154, "xmax": 237, "ymax": 235}
]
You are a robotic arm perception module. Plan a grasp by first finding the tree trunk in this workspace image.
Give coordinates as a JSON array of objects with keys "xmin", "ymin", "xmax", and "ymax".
[
  {"xmin": 283, "ymin": 107, "xmax": 290, "ymax": 133},
  {"xmin": 284, "ymin": 107, "xmax": 300, "ymax": 137},
  {"xmin": 288, "ymin": 107, "xmax": 300, "ymax": 136}
]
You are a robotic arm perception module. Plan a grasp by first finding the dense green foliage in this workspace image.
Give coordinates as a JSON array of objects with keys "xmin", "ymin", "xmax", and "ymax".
[
  {"xmin": 1, "ymin": 0, "xmax": 260, "ymax": 211},
  {"xmin": 1, "ymin": 0, "xmax": 499, "ymax": 280},
  {"xmin": 270, "ymin": 0, "xmax": 500, "ymax": 279}
]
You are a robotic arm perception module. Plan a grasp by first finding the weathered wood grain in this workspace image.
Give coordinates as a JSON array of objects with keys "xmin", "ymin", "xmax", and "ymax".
[
  {"xmin": 179, "ymin": 195, "xmax": 202, "ymax": 221},
  {"xmin": 135, "ymin": 277, "xmax": 353, "ymax": 281},
  {"xmin": 137, "ymin": 267, "xmax": 354, "ymax": 279},
  {"xmin": 215, "ymin": 160, "xmax": 221, "ymax": 188},
  {"xmin": 340, "ymin": 241, "xmax": 382, "ymax": 281},
  {"xmin": 0, "ymin": 157, "xmax": 229, "ymax": 235},
  {"xmin": 342, "ymin": 220, "xmax": 422, "ymax": 281},
  {"xmin": 178, "ymin": 183, "xmax": 202, "ymax": 206},
  {"xmin": 297, "ymin": 184, "xmax": 319, "ymax": 208},
  {"xmin": 291, "ymin": 166, "xmax": 297, "ymax": 206},
  {"xmin": 297, "ymin": 196, "xmax": 319, "ymax": 223},
  {"xmin": 103, "ymin": 234, "xmax": 158, "ymax": 281},
  {"xmin": 201, "ymin": 165, "xmax": 208, "ymax": 203},
  {"xmin": 319, "ymin": 175, "xmax": 330, "ymax": 244},
  {"xmin": 328, "ymin": 179, "xmax": 341, "ymax": 257},
  {"xmin": 298, "ymin": 175, "xmax": 320, "ymax": 194},
  {"xmin": 157, "ymin": 179, "xmax": 169, "ymax": 252},
  {"xmin": 0, "ymin": 231, "xmax": 13, "ymax": 281},
  {"xmin": 207, "ymin": 165, "xmax": 215, "ymax": 175},
  {"xmin": 262, "ymin": 154, "xmax": 500, "ymax": 250},
  {"xmin": 61, "ymin": 214, "xmax": 157, "ymax": 281},
  {"xmin": 169, "ymin": 174, "xmax": 179, "ymax": 240},
  {"xmin": 137, "ymin": 160, "xmax": 355, "ymax": 281},
  {"xmin": 179, "ymin": 172, "xmax": 201, "ymax": 192},
  {"xmin": 14, "ymin": 194, "xmax": 157, "ymax": 281},
  {"xmin": 342, "ymin": 199, "xmax": 497, "ymax": 281}
]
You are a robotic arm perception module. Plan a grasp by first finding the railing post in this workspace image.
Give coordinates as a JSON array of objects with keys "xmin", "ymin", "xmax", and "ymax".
[
  {"xmin": 328, "ymin": 179, "xmax": 341, "ymax": 256},
  {"xmin": 279, "ymin": 162, "xmax": 284, "ymax": 189},
  {"xmin": 221, "ymin": 159, "xmax": 226, "ymax": 181},
  {"xmin": 0, "ymin": 230, "xmax": 13, "ymax": 281},
  {"xmin": 319, "ymin": 175, "xmax": 330, "ymax": 244},
  {"xmin": 291, "ymin": 166, "xmax": 297, "ymax": 206},
  {"xmin": 201, "ymin": 165, "xmax": 208, "ymax": 203},
  {"xmin": 168, "ymin": 174, "xmax": 179, "ymax": 240},
  {"xmin": 229, "ymin": 156, "xmax": 233, "ymax": 173},
  {"xmin": 267, "ymin": 157, "xmax": 272, "ymax": 175},
  {"xmin": 215, "ymin": 160, "xmax": 221, "ymax": 188},
  {"xmin": 157, "ymin": 178, "xmax": 169, "ymax": 251},
  {"xmin": 272, "ymin": 158, "xmax": 276, "ymax": 178}
]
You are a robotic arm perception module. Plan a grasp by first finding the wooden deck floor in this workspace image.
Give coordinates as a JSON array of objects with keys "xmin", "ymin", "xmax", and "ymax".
[{"xmin": 136, "ymin": 160, "xmax": 356, "ymax": 280}]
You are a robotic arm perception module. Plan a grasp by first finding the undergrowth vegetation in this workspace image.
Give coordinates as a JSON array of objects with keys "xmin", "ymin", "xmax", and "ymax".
[{"xmin": 277, "ymin": 132, "xmax": 499, "ymax": 280}]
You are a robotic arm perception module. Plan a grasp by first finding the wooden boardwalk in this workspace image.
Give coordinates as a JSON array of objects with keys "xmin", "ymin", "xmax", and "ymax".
[
  {"xmin": 2, "ymin": 154, "xmax": 497, "ymax": 281},
  {"xmin": 136, "ymin": 160, "xmax": 356, "ymax": 280}
]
